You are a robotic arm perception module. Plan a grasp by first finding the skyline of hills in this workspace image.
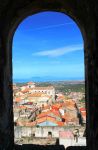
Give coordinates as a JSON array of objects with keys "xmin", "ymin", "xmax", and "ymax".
[{"xmin": 13, "ymin": 76, "xmax": 84, "ymax": 83}]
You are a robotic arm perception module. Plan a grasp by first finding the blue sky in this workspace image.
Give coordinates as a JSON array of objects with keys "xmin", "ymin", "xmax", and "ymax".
[{"xmin": 12, "ymin": 11, "xmax": 84, "ymax": 81}]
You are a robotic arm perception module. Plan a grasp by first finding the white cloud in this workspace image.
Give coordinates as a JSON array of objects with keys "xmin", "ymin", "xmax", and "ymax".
[
  {"xmin": 24, "ymin": 22, "xmax": 74, "ymax": 32},
  {"xmin": 33, "ymin": 23, "xmax": 74, "ymax": 30},
  {"xmin": 32, "ymin": 44, "xmax": 83, "ymax": 57}
]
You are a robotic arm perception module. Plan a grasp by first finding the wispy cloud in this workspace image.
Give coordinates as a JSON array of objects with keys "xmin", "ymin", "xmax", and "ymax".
[
  {"xmin": 23, "ymin": 22, "xmax": 74, "ymax": 32},
  {"xmin": 32, "ymin": 44, "xmax": 83, "ymax": 57},
  {"xmin": 34, "ymin": 23, "xmax": 74, "ymax": 30}
]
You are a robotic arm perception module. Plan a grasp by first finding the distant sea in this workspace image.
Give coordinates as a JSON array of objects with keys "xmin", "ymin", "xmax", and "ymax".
[{"xmin": 13, "ymin": 76, "xmax": 84, "ymax": 83}]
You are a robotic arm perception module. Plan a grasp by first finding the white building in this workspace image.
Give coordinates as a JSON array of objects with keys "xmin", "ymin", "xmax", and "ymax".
[
  {"xmin": 27, "ymin": 82, "xmax": 35, "ymax": 88},
  {"xmin": 29, "ymin": 86, "xmax": 55, "ymax": 101}
]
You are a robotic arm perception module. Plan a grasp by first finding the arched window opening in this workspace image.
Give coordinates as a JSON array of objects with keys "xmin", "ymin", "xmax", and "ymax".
[{"xmin": 13, "ymin": 11, "xmax": 86, "ymax": 148}]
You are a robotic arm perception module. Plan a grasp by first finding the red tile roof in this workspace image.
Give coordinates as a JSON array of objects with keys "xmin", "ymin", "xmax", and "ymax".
[
  {"xmin": 80, "ymin": 107, "xmax": 86, "ymax": 111},
  {"xmin": 57, "ymin": 121, "xmax": 64, "ymax": 126},
  {"xmin": 37, "ymin": 109, "xmax": 61, "ymax": 118},
  {"xmin": 14, "ymin": 97, "xmax": 22, "ymax": 102},
  {"xmin": 22, "ymin": 88, "xmax": 29, "ymax": 93},
  {"xmin": 51, "ymin": 109, "xmax": 61, "ymax": 117},
  {"xmin": 18, "ymin": 105, "xmax": 27, "ymax": 109},
  {"xmin": 27, "ymin": 82, "xmax": 35, "ymax": 85},
  {"xmin": 36, "ymin": 116, "xmax": 64, "ymax": 126},
  {"xmin": 36, "ymin": 117, "xmax": 47, "ymax": 124},
  {"xmin": 51, "ymin": 103, "xmax": 62, "ymax": 110},
  {"xmin": 28, "ymin": 92, "xmax": 45, "ymax": 97}
]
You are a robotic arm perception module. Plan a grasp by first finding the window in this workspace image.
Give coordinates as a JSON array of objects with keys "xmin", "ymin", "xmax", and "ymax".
[
  {"xmin": 13, "ymin": 11, "xmax": 86, "ymax": 148},
  {"xmin": 48, "ymin": 131, "xmax": 52, "ymax": 137},
  {"xmin": 1, "ymin": 1, "xmax": 95, "ymax": 149}
]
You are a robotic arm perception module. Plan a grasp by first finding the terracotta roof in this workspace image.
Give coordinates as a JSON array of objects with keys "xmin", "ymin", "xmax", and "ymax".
[
  {"xmin": 81, "ymin": 111, "xmax": 86, "ymax": 119},
  {"xmin": 51, "ymin": 109, "xmax": 61, "ymax": 117},
  {"xmin": 37, "ymin": 109, "xmax": 61, "ymax": 120},
  {"xmin": 61, "ymin": 101, "xmax": 76, "ymax": 110},
  {"xmin": 47, "ymin": 118, "xmax": 64, "ymax": 126},
  {"xmin": 27, "ymin": 97, "xmax": 34, "ymax": 100},
  {"xmin": 80, "ymin": 107, "xmax": 86, "ymax": 111},
  {"xmin": 37, "ymin": 111, "xmax": 51, "ymax": 118},
  {"xmin": 58, "ymin": 95, "xmax": 65, "ymax": 99},
  {"xmin": 21, "ymin": 88, "xmax": 29, "ymax": 93},
  {"xmin": 36, "ymin": 117, "xmax": 47, "ymax": 124},
  {"xmin": 36, "ymin": 116, "xmax": 64, "ymax": 126},
  {"xmin": 57, "ymin": 121, "xmax": 64, "ymax": 126},
  {"xmin": 62, "ymin": 112, "xmax": 76, "ymax": 122},
  {"xmin": 18, "ymin": 105, "xmax": 27, "ymax": 109},
  {"xmin": 27, "ymin": 82, "xmax": 35, "ymax": 85},
  {"xmin": 16, "ymin": 121, "xmax": 24, "ymax": 126},
  {"xmin": 81, "ymin": 111, "xmax": 86, "ymax": 116},
  {"xmin": 51, "ymin": 103, "xmax": 62, "ymax": 110},
  {"xmin": 28, "ymin": 92, "xmax": 44, "ymax": 97},
  {"xmin": 14, "ymin": 97, "xmax": 22, "ymax": 102},
  {"xmin": 47, "ymin": 116, "xmax": 57, "ymax": 122},
  {"xmin": 17, "ymin": 116, "xmax": 64, "ymax": 127},
  {"xmin": 25, "ymin": 121, "xmax": 36, "ymax": 126}
]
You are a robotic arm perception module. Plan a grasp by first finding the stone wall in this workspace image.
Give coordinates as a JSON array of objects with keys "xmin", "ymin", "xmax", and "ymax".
[
  {"xmin": 60, "ymin": 137, "xmax": 86, "ymax": 149},
  {"xmin": 14, "ymin": 126, "xmax": 84, "ymax": 139}
]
